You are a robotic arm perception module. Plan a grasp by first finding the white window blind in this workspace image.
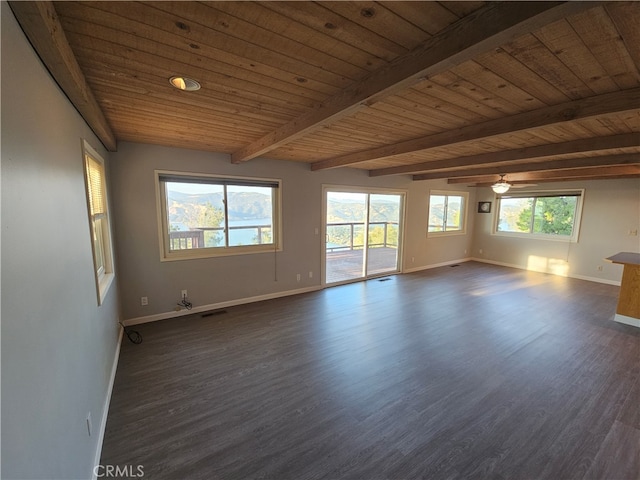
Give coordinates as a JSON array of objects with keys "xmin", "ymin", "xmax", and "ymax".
[{"xmin": 85, "ymin": 156, "xmax": 106, "ymax": 216}]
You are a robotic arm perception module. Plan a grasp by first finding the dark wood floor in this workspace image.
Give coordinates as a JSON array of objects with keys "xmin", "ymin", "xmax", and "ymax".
[{"xmin": 102, "ymin": 262, "xmax": 640, "ymax": 480}]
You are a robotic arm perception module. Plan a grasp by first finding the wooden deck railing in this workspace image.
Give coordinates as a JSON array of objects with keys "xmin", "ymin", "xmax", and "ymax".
[
  {"xmin": 326, "ymin": 221, "xmax": 398, "ymax": 252},
  {"xmin": 169, "ymin": 224, "xmax": 272, "ymax": 250}
]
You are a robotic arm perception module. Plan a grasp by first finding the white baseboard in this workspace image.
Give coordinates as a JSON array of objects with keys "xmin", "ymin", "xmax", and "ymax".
[
  {"xmin": 403, "ymin": 257, "xmax": 472, "ymax": 274},
  {"xmin": 125, "ymin": 260, "xmax": 470, "ymax": 326},
  {"xmin": 124, "ymin": 258, "xmax": 621, "ymax": 327},
  {"xmin": 92, "ymin": 326, "xmax": 123, "ymax": 480},
  {"xmin": 614, "ymin": 313, "xmax": 640, "ymax": 328},
  {"xmin": 471, "ymin": 257, "xmax": 621, "ymax": 286},
  {"xmin": 123, "ymin": 285, "xmax": 323, "ymax": 326},
  {"xmin": 569, "ymin": 273, "xmax": 621, "ymax": 286}
]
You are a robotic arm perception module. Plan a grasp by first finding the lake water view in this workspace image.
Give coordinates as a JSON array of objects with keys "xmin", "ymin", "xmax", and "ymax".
[{"xmin": 172, "ymin": 218, "xmax": 272, "ymax": 246}]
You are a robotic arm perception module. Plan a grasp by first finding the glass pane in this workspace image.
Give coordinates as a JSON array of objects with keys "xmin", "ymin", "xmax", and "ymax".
[
  {"xmin": 93, "ymin": 217, "xmax": 105, "ymax": 275},
  {"xmin": 497, "ymin": 197, "xmax": 534, "ymax": 233},
  {"xmin": 227, "ymin": 185, "xmax": 274, "ymax": 247},
  {"xmin": 326, "ymin": 192, "xmax": 367, "ymax": 284},
  {"xmin": 444, "ymin": 195, "xmax": 463, "ymax": 231},
  {"xmin": 367, "ymin": 194, "xmax": 401, "ymax": 276},
  {"xmin": 428, "ymin": 195, "xmax": 445, "ymax": 232},
  {"xmin": 166, "ymin": 181, "xmax": 225, "ymax": 250},
  {"xmin": 532, "ymin": 196, "xmax": 577, "ymax": 236}
]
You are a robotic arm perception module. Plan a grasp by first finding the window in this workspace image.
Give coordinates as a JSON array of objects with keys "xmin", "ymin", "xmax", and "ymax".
[
  {"xmin": 496, "ymin": 190, "xmax": 584, "ymax": 241},
  {"xmin": 83, "ymin": 141, "xmax": 115, "ymax": 304},
  {"xmin": 428, "ymin": 191, "xmax": 468, "ymax": 235},
  {"xmin": 156, "ymin": 171, "xmax": 282, "ymax": 260}
]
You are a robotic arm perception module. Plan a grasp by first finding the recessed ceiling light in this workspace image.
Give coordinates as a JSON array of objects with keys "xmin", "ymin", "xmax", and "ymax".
[{"xmin": 169, "ymin": 76, "xmax": 201, "ymax": 91}]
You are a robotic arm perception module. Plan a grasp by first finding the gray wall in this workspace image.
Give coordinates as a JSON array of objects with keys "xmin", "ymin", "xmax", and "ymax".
[
  {"xmin": 473, "ymin": 178, "xmax": 640, "ymax": 283},
  {"xmin": 1, "ymin": 4, "xmax": 121, "ymax": 479},
  {"xmin": 110, "ymin": 134, "xmax": 639, "ymax": 325},
  {"xmin": 110, "ymin": 142, "xmax": 475, "ymax": 321}
]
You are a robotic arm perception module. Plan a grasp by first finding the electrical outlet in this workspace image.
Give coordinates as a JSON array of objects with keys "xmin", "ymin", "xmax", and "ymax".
[
  {"xmin": 296, "ymin": 274, "xmax": 301, "ymax": 282},
  {"xmin": 597, "ymin": 265, "xmax": 603, "ymax": 272},
  {"xmin": 181, "ymin": 289, "xmax": 188, "ymax": 299},
  {"xmin": 479, "ymin": 249, "xmax": 483, "ymax": 254},
  {"xmin": 309, "ymin": 271, "xmax": 313, "ymax": 278},
  {"xmin": 141, "ymin": 296, "xmax": 148, "ymax": 306},
  {"xmin": 629, "ymin": 229, "xmax": 638, "ymax": 236}
]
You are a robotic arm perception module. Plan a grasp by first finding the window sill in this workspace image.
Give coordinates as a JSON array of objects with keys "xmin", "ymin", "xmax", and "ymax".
[
  {"xmin": 427, "ymin": 230, "xmax": 467, "ymax": 238},
  {"xmin": 493, "ymin": 232, "xmax": 577, "ymax": 243},
  {"xmin": 98, "ymin": 273, "xmax": 115, "ymax": 306},
  {"xmin": 161, "ymin": 244, "xmax": 282, "ymax": 262}
]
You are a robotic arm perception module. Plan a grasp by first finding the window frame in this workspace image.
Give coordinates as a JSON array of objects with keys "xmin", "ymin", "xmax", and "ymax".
[
  {"xmin": 155, "ymin": 170, "xmax": 282, "ymax": 261},
  {"xmin": 427, "ymin": 190, "xmax": 469, "ymax": 237},
  {"xmin": 493, "ymin": 189, "xmax": 585, "ymax": 243},
  {"xmin": 82, "ymin": 140, "xmax": 115, "ymax": 305}
]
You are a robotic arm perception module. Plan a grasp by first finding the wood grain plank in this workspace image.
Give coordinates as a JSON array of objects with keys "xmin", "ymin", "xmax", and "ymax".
[
  {"xmin": 81, "ymin": 59, "xmax": 305, "ymax": 119},
  {"xmin": 414, "ymin": 153, "xmax": 639, "ymax": 181},
  {"xmin": 569, "ymin": 5, "xmax": 640, "ymax": 90},
  {"xmin": 501, "ymin": 33, "xmax": 593, "ymax": 100},
  {"xmin": 431, "ymin": 70, "xmax": 527, "ymax": 116},
  {"xmin": 475, "ymin": 47, "xmax": 571, "ymax": 105},
  {"xmin": 411, "ymin": 79, "xmax": 505, "ymax": 121},
  {"xmin": 585, "ymin": 421, "xmax": 640, "ymax": 480},
  {"xmin": 606, "ymin": 2, "xmax": 640, "ymax": 74},
  {"xmin": 206, "ymin": 1, "xmax": 383, "ymax": 76},
  {"xmin": 311, "ymin": 88, "xmax": 640, "ymax": 170},
  {"xmin": 153, "ymin": 0, "xmax": 367, "ymax": 82},
  {"xmin": 232, "ymin": 1, "xmax": 600, "ymax": 163},
  {"xmin": 451, "ymin": 60, "xmax": 548, "ymax": 110},
  {"xmin": 383, "ymin": 1, "xmax": 460, "ymax": 35},
  {"xmin": 91, "ymin": 83, "xmax": 291, "ymax": 127},
  {"xmin": 259, "ymin": 1, "xmax": 406, "ymax": 61},
  {"xmin": 442, "ymin": 164, "xmax": 640, "ymax": 184},
  {"xmin": 8, "ymin": 1, "xmax": 117, "ymax": 151},
  {"xmin": 381, "ymin": 94, "xmax": 476, "ymax": 129},
  {"xmin": 57, "ymin": 6, "xmax": 333, "ymax": 105},
  {"xmin": 370, "ymin": 133, "xmax": 640, "ymax": 177},
  {"xmin": 319, "ymin": 1, "xmax": 431, "ymax": 50},
  {"xmin": 616, "ymin": 264, "xmax": 640, "ymax": 319},
  {"xmin": 442, "ymin": 1, "xmax": 487, "ymax": 18},
  {"xmin": 533, "ymin": 18, "xmax": 618, "ymax": 95},
  {"xmin": 101, "ymin": 263, "xmax": 640, "ymax": 480}
]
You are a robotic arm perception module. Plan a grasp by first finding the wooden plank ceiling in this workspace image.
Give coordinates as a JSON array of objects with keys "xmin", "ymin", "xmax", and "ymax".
[{"xmin": 10, "ymin": 1, "xmax": 640, "ymax": 185}]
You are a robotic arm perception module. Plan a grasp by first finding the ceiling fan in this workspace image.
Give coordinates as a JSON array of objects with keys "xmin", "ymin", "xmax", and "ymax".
[
  {"xmin": 468, "ymin": 175, "xmax": 538, "ymax": 192},
  {"xmin": 495, "ymin": 175, "xmax": 539, "ymax": 191}
]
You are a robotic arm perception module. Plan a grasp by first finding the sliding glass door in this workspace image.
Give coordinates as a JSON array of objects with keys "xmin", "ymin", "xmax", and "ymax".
[
  {"xmin": 367, "ymin": 194, "xmax": 401, "ymax": 277},
  {"xmin": 324, "ymin": 189, "xmax": 404, "ymax": 285}
]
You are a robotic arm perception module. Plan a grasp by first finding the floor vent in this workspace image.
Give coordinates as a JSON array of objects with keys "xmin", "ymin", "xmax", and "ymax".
[
  {"xmin": 450, "ymin": 264, "xmax": 460, "ymax": 267},
  {"xmin": 378, "ymin": 277, "xmax": 392, "ymax": 282},
  {"xmin": 201, "ymin": 309, "xmax": 227, "ymax": 318}
]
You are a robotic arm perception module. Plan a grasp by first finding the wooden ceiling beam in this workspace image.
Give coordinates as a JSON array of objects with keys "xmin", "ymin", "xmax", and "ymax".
[
  {"xmin": 445, "ymin": 164, "xmax": 640, "ymax": 184},
  {"xmin": 8, "ymin": 1, "xmax": 117, "ymax": 151},
  {"xmin": 232, "ymin": 1, "xmax": 599, "ymax": 164},
  {"xmin": 412, "ymin": 152, "xmax": 640, "ymax": 181},
  {"xmin": 370, "ymin": 133, "xmax": 640, "ymax": 177},
  {"xmin": 313, "ymin": 87, "xmax": 639, "ymax": 171}
]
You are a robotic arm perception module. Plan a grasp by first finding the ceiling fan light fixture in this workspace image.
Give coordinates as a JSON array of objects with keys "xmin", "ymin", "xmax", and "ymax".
[
  {"xmin": 491, "ymin": 175, "xmax": 511, "ymax": 194},
  {"xmin": 169, "ymin": 76, "xmax": 201, "ymax": 91}
]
